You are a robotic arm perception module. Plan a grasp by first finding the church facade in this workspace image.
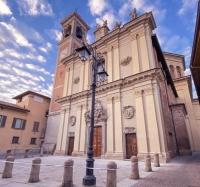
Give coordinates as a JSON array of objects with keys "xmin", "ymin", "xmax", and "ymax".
[{"xmin": 44, "ymin": 10, "xmax": 200, "ymax": 162}]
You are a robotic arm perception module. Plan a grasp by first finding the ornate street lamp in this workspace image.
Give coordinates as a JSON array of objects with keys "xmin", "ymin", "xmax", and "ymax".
[{"xmin": 76, "ymin": 37, "xmax": 108, "ymax": 186}]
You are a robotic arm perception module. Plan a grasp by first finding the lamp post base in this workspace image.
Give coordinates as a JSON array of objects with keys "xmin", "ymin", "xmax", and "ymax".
[{"xmin": 82, "ymin": 175, "xmax": 96, "ymax": 186}]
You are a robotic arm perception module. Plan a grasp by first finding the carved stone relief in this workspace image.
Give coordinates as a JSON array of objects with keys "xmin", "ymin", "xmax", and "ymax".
[
  {"xmin": 122, "ymin": 106, "xmax": 135, "ymax": 119},
  {"xmin": 69, "ymin": 116, "xmax": 76, "ymax": 126},
  {"xmin": 129, "ymin": 8, "xmax": 137, "ymax": 20},
  {"xmin": 113, "ymin": 21, "xmax": 122, "ymax": 30},
  {"xmin": 124, "ymin": 127, "xmax": 136, "ymax": 134},
  {"xmin": 84, "ymin": 99, "xmax": 108, "ymax": 123},
  {"xmin": 74, "ymin": 77, "xmax": 80, "ymax": 84},
  {"xmin": 121, "ymin": 56, "xmax": 132, "ymax": 66}
]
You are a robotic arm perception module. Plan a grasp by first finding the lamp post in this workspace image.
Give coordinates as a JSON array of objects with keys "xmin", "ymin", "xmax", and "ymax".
[{"xmin": 76, "ymin": 37, "xmax": 108, "ymax": 186}]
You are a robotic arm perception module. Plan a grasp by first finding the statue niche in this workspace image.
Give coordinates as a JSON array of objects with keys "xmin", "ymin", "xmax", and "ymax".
[{"xmin": 84, "ymin": 99, "xmax": 108, "ymax": 123}]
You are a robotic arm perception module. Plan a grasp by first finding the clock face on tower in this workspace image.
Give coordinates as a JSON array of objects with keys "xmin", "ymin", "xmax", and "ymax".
[{"xmin": 59, "ymin": 48, "xmax": 68, "ymax": 60}]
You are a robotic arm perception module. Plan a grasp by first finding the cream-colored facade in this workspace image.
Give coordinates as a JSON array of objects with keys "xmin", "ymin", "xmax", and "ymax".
[
  {"xmin": 45, "ymin": 11, "xmax": 200, "ymax": 162},
  {"xmin": 0, "ymin": 91, "xmax": 50, "ymax": 150}
]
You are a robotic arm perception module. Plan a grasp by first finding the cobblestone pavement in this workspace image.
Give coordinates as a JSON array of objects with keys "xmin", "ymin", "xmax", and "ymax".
[
  {"xmin": 0, "ymin": 153, "xmax": 200, "ymax": 187},
  {"xmin": 133, "ymin": 152, "xmax": 200, "ymax": 187}
]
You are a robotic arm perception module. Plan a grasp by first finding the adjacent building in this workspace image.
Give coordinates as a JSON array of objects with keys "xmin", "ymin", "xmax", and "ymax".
[
  {"xmin": 45, "ymin": 10, "xmax": 200, "ymax": 162},
  {"xmin": 0, "ymin": 91, "xmax": 50, "ymax": 150},
  {"xmin": 190, "ymin": 0, "xmax": 200, "ymax": 103}
]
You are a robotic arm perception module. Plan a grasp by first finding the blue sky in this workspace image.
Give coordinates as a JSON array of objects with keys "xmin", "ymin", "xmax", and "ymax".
[{"xmin": 0, "ymin": 0, "xmax": 198, "ymax": 103}]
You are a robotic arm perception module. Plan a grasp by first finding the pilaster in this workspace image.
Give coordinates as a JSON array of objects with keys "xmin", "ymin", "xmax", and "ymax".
[
  {"xmin": 131, "ymin": 35, "xmax": 140, "ymax": 74},
  {"xmin": 67, "ymin": 64, "xmax": 74, "ymax": 95},
  {"xmin": 113, "ymin": 43, "xmax": 120, "ymax": 80},
  {"xmin": 134, "ymin": 89, "xmax": 148, "ymax": 153},
  {"xmin": 107, "ymin": 46, "xmax": 113, "ymax": 82},
  {"xmin": 79, "ymin": 61, "xmax": 85, "ymax": 92},
  {"xmin": 63, "ymin": 69, "xmax": 69, "ymax": 97}
]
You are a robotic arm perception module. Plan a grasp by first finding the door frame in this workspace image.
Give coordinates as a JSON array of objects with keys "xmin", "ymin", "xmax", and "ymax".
[
  {"xmin": 86, "ymin": 121, "xmax": 106, "ymax": 157},
  {"xmin": 123, "ymin": 127, "xmax": 137, "ymax": 159}
]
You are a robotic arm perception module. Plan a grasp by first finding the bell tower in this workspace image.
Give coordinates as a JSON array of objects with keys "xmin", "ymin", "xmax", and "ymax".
[{"xmin": 50, "ymin": 12, "xmax": 90, "ymax": 113}]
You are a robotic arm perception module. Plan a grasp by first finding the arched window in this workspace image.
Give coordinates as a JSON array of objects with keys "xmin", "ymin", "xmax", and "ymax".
[
  {"xmin": 169, "ymin": 65, "xmax": 175, "ymax": 79},
  {"xmin": 176, "ymin": 66, "xmax": 181, "ymax": 78},
  {"xmin": 97, "ymin": 59, "xmax": 106, "ymax": 81},
  {"xmin": 76, "ymin": 26, "xmax": 82, "ymax": 39},
  {"xmin": 62, "ymin": 25, "xmax": 71, "ymax": 38}
]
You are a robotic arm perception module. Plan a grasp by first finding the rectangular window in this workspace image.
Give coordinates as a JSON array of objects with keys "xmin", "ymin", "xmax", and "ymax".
[
  {"xmin": 12, "ymin": 137, "xmax": 19, "ymax": 144},
  {"xmin": 0, "ymin": 115, "xmax": 7, "ymax": 127},
  {"xmin": 12, "ymin": 118, "xmax": 26, "ymax": 130},
  {"xmin": 33, "ymin": 122, "xmax": 39, "ymax": 132},
  {"xmin": 34, "ymin": 96, "xmax": 43, "ymax": 103},
  {"xmin": 30, "ymin": 138, "xmax": 36, "ymax": 144},
  {"xmin": 22, "ymin": 95, "xmax": 28, "ymax": 102}
]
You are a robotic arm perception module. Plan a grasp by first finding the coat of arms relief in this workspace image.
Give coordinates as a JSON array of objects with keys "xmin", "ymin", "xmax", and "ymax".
[
  {"xmin": 84, "ymin": 99, "xmax": 108, "ymax": 123},
  {"xmin": 122, "ymin": 105, "xmax": 135, "ymax": 119}
]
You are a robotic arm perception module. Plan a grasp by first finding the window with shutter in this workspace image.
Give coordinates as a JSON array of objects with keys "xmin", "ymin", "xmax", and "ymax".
[
  {"xmin": 0, "ymin": 115, "xmax": 7, "ymax": 127},
  {"xmin": 33, "ymin": 122, "xmax": 39, "ymax": 132},
  {"xmin": 11, "ymin": 118, "xmax": 26, "ymax": 130},
  {"xmin": 12, "ymin": 137, "xmax": 19, "ymax": 144},
  {"xmin": 30, "ymin": 138, "xmax": 36, "ymax": 144}
]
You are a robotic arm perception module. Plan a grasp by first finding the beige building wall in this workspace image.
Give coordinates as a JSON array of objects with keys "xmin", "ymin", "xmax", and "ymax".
[
  {"xmin": 0, "ymin": 92, "xmax": 50, "ymax": 150},
  {"xmin": 45, "ymin": 11, "xmax": 200, "ymax": 163}
]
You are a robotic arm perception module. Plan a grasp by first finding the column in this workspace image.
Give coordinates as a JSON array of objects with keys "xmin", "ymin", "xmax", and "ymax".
[
  {"xmin": 61, "ymin": 108, "xmax": 70, "ymax": 151},
  {"xmin": 113, "ymin": 44, "xmax": 120, "ymax": 80},
  {"xmin": 107, "ymin": 46, "xmax": 113, "ymax": 83},
  {"xmin": 152, "ymin": 83, "xmax": 168, "ymax": 154},
  {"xmin": 106, "ymin": 97, "xmax": 114, "ymax": 155},
  {"xmin": 63, "ymin": 69, "xmax": 69, "ymax": 97},
  {"xmin": 79, "ymin": 104, "xmax": 87, "ymax": 153},
  {"xmin": 145, "ymin": 27, "xmax": 156, "ymax": 69},
  {"xmin": 67, "ymin": 65, "xmax": 74, "ymax": 95},
  {"xmin": 139, "ymin": 30, "xmax": 150, "ymax": 71},
  {"xmin": 56, "ymin": 109, "xmax": 66, "ymax": 152},
  {"xmin": 79, "ymin": 61, "xmax": 85, "ymax": 92},
  {"xmin": 143, "ymin": 87, "xmax": 161, "ymax": 153},
  {"xmin": 134, "ymin": 90, "xmax": 148, "ymax": 153},
  {"xmin": 114, "ymin": 95, "xmax": 123, "ymax": 157},
  {"xmin": 83, "ymin": 60, "xmax": 89, "ymax": 90},
  {"xmin": 131, "ymin": 35, "xmax": 140, "ymax": 74},
  {"xmin": 72, "ymin": 105, "xmax": 82, "ymax": 155}
]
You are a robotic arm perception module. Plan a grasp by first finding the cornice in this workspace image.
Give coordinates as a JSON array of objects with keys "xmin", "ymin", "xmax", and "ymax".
[{"xmin": 56, "ymin": 68, "xmax": 164, "ymax": 105}]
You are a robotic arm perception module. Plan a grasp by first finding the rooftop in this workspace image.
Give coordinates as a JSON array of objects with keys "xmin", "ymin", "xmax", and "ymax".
[
  {"xmin": 12, "ymin": 90, "xmax": 51, "ymax": 100},
  {"xmin": 0, "ymin": 100, "xmax": 30, "ymax": 112}
]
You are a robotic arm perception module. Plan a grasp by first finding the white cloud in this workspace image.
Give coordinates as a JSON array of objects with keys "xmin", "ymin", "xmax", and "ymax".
[
  {"xmin": 178, "ymin": 0, "xmax": 198, "ymax": 15},
  {"xmin": 39, "ymin": 42, "xmax": 52, "ymax": 53},
  {"xmin": 193, "ymin": 91, "xmax": 197, "ymax": 99},
  {"xmin": 88, "ymin": 0, "xmax": 108, "ymax": 16},
  {"xmin": 0, "ymin": 22, "xmax": 32, "ymax": 48},
  {"xmin": 26, "ymin": 63, "xmax": 50, "ymax": 75},
  {"xmin": 184, "ymin": 68, "xmax": 191, "ymax": 76},
  {"xmin": 17, "ymin": 0, "xmax": 53, "ymax": 16},
  {"xmin": 96, "ymin": 11, "xmax": 116, "ymax": 29},
  {"xmin": 37, "ymin": 55, "xmax": 46, "ymax": 63},
  {"xmin": 47, "ymin": 29, "xmax": 62, "ymax": 41},
  {"xmin": 0, "ymin": 0, "xmax": 12, "ymax": 15}
]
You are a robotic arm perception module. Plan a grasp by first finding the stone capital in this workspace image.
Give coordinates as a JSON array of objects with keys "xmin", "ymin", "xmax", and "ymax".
[
  {"xmin": 134, "ymin": 90, "xmax": 142, "ymax": 97},
  {"xmin": 114, "ymin": 95, "xmax": 121, "ymax": 102},
  {"xmin": 144, "ymin": 87, "xmax": 153, "ymax": 95},
  {"xmin": 107, "ymin": 97, "xmax": 113, "ymax": 104}
]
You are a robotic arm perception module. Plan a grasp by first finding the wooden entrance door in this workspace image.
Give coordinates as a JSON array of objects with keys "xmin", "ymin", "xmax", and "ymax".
[
  {"xmin": 93, "ymin": 126, "xmax": 102, "ymax": 157},
  {"xmin": 126, "ymin": 133, "xmax": 137, "ymax": 159},
  {"xmin": 68, "ymin": 137, "xmax": 74, "ymax": 155}
]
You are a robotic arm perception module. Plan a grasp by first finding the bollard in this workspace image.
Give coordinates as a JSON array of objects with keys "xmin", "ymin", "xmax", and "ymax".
[
  {"xmin": 40, "ymin": 148, "xmax": 43, "ymax": 157},
  {"xmin": 107, "ymin": 161, "xmax": 117, "ymax": 187},
  {"xmin": 154, "ymin": 153, "xmax": 160, "ymax": 167},
  {"xmin": 24, "ymin": 149, "xmax": 29, "ymax": 158},
  {"xmin": 5, "ymin": 150, "xmax": 11, "ymax": 159},
  {"xmin": 29, "ymin": 157, "xmax": 41, "ymax": 183},
  {"xmin": 130, "ymin": 156, "xmax": 139, "ymax": 179},
  {"xmin": 2, "ymin": 156, "xmax": 15, "ymax": 178},
  {"xmin": 62, "ymin": 159, "xmax": 74, "ymax": 187},
  {"xmin": 144, "ymin": 154, "xmax": 152, "ymax": 172}
]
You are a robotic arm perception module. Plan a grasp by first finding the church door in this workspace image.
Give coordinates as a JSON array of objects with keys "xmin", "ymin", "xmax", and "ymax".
[
  {"xmin": 126, "ymin": 133, "xmax": 137, "ymax": 159},
  {"xmin": 68, "ymin": 137, "xmax": 74, "ymax": 155},
  {"xmin": 93, "ymin": 126, "xmax": 102, "ymax": 157}
]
